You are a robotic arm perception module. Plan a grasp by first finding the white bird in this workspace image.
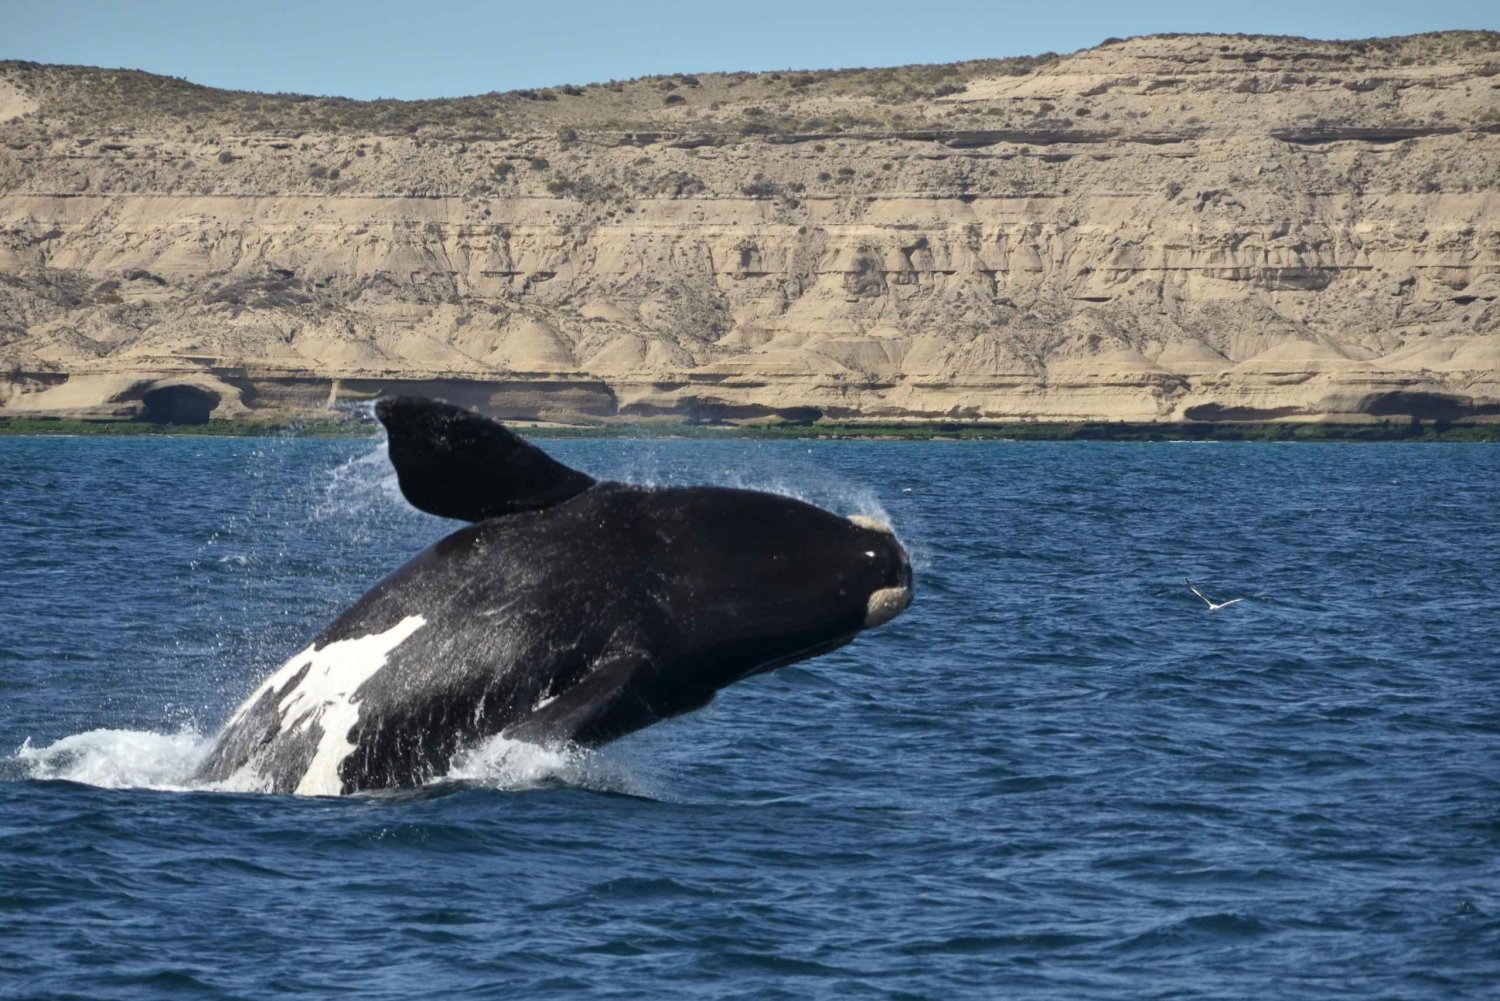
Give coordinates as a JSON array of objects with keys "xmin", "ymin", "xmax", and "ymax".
[{"xmin": 1186, "ymin": 579, "xmax": 1244, "ymax": 612}]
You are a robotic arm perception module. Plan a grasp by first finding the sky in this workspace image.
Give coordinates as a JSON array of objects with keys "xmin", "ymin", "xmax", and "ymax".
[{"xmin": 2, "ymin": 0, "xmax": 1493, "ymax": 100}]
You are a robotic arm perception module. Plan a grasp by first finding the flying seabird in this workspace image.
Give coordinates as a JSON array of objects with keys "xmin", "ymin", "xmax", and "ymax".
[{"xmin": 1186, "ymin": 579, "xmax": 1244, "ymax": 612}]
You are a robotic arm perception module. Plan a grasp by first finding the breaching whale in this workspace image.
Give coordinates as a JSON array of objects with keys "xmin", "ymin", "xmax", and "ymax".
[{"xmin": 194, "ymin": 398, "xmax": 914, "ymax": 795}]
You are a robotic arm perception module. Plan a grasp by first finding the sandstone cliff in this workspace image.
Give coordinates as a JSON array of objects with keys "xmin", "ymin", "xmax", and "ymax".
[{"xmin": 1, "ymin": 32, "xmax": 1496, "ymax": 425}]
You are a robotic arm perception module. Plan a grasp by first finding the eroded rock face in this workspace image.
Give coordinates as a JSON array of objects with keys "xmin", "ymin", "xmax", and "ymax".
[{"xmin": 0, "ymin": 33, "xmax": 1496, "ymax": 424}]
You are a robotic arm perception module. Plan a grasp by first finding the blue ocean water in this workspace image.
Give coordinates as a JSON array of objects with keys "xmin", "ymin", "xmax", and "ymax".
[{"xmin": 1, "ymin": 434, "xmax": 1497, "ymax": 999}]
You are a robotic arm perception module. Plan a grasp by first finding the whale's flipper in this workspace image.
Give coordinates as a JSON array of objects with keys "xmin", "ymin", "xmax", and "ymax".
[
  {"xmin": 502, "ymin": 650, "xmax": 657, "ymax": 747},
  {"xmin": 503, "ymin": 648, "xmax": 712, "ymax": 748},
  {"xmin": 376, "ymin": 397, "xmax": 595, "ymax": 522}
]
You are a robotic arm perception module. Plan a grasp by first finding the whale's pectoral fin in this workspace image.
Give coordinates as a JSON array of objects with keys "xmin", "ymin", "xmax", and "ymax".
[
  {"xmin": 502, "ymin": 650, "xmax": 688, "ymax": 748},
  {"xmin": 376, "ymin": 396, "xmax": 595, "ymax": 522}
]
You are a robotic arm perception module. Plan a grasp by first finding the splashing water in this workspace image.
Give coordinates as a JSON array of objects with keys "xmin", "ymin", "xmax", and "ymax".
[
  {"xmin": 441, "ymin": 734, "xmax": 653, "ymax": 799},
  {"xmin": 12, "ymin": 729, "xmax": 210, "ymax": 791},
  {"xmin": 312, "ymin": 437, "xmax": 404, "ymax": 525},
  {"xmin": 8, "ymin": 726, "xmax": 649, "ymax": 800}
]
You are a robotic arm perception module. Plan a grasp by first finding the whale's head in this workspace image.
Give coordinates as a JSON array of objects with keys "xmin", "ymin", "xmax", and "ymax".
[{"xmin": 641, "ymin": 486, "xmax": 913, "ymax": 682}]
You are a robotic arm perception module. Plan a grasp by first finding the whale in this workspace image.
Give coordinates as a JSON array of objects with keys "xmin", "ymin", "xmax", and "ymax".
[{"xmin": 194, "ymin": 397, "xmax": 914, "ymax": 795}]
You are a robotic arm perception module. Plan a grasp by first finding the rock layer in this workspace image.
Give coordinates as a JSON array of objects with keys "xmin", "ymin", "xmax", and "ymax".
[{"xmin": 1, "ymin": 33, "xmax": 1496, "ymax": 424}]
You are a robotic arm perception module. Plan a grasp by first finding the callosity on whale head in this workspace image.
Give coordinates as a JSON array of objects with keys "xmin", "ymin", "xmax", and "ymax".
[{"xmin": 194, "ymin": 398, "xmax": 913, "ymax": 796}]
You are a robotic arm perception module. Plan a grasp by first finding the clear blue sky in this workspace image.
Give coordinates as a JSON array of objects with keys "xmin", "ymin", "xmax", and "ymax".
[{"xmin": 2, "ymin": 0, "xmax": 1493, "ymax": 99}]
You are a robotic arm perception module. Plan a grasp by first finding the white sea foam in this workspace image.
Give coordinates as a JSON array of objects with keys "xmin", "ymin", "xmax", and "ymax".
[
  {"xmin": 440, "ymin": 734, "xmax": 653, "ymax": 798},
  {"xmin": 12, "ymin": 728, "xmax": 211, "ymax": 791},
  {"xmin": 8, "ymin": 724, "xmax": 653, "ymax": 800}
]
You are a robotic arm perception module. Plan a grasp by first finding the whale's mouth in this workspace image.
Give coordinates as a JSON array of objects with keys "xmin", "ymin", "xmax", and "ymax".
[{"xmin": 864, "ymin": 585, "xmax": 912, "ymax": 629}]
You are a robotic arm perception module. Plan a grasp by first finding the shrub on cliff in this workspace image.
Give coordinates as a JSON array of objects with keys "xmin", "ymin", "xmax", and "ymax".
[
  {"xmin": 740, "ymin": 174, "xmax": 781, "ymax": 198},
  {"xmin": 651, "ymin": 170, "xmax": 705, "ymax": 198}
]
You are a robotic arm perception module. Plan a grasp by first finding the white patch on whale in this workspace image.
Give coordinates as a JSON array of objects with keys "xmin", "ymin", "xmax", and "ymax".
[{"xmin": 223, "ymin": 615, "xmax": 427, "ymax": 796}]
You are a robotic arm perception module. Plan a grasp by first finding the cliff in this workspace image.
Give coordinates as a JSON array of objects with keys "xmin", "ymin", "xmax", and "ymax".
[{"xmin": 1, "ymin": 32, "xmax": 1497, "ymax": 425}]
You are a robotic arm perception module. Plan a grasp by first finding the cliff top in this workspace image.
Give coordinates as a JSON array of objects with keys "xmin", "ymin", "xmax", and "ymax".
[{"xmin": 2, "ymin": 31, "xmax": 1497, "ymax": 138}]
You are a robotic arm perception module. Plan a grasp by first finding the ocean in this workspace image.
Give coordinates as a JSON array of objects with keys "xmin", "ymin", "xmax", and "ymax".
[{"xmin": 2, "ymin": 434, "xmax": 1497, "ymax": 999}]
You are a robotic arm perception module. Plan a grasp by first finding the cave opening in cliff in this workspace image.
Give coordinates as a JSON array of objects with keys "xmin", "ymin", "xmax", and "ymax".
[
  {"xmin": 1358, "ymin": 391, "xmax": 1473, "ymax": 423},
  {"xmin": 140, "ymin": 385, "xmax": 220, "ymax": 424}
]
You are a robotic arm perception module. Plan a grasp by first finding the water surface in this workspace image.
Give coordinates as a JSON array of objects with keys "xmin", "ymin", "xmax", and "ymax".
[{"xmin": 2, "ymin": 436, "xmax": 1497, "ymax": 998}]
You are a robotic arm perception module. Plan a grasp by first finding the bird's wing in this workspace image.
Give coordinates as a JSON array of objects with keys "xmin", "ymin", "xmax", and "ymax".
[
  {"xmin": 1217, "ymin": 598, "xmax": 1244, "ymax": 608},
  {"xmin": 1186, "ymin": 581, "xmax": 1212, "ymax": 606}
]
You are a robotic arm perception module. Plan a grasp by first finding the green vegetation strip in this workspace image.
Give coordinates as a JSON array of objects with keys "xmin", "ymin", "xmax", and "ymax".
[
  {"xmin": 2, "ymin": 417, "xmax": 1496, "ymax": 442},
  {"xmin": 725, "ymin": 421, "xmax": 1500, "ymax": 442},
  {"xmin": 0, "ymin": 417, "xmax": 374, "ymax": 438}
]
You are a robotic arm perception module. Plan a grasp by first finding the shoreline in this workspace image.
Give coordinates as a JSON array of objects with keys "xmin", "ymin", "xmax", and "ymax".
[{"xmin": 1, "ymin": 416, "xmax": 1496, "ymax": 442}]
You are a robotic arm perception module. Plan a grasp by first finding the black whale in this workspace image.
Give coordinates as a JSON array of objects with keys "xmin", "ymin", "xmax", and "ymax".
[{"xmin": 194, "ymin": 398, "xmax": 914, "ymax": 795}]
